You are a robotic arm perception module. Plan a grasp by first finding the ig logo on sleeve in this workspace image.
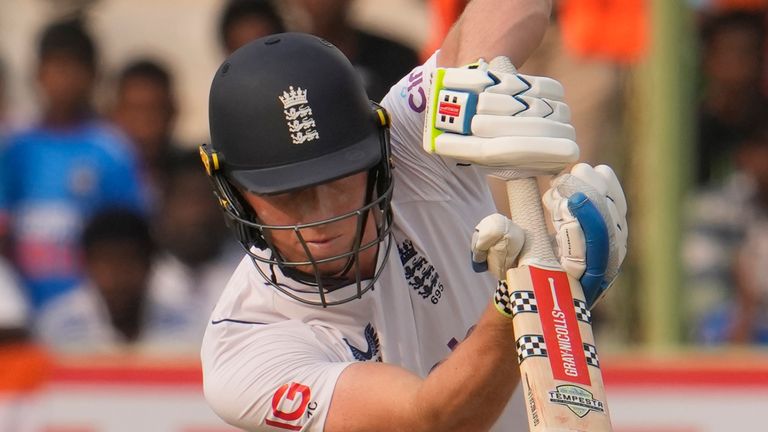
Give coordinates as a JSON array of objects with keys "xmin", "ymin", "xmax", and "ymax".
[{"xmin": 265, "ymin": 382, "xmax": 317, "ymax": 430}]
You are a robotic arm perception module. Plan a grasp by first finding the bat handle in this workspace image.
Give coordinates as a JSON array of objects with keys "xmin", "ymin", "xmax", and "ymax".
[
  {"xmin": 505, "ymin": 177, "xmax": 558, "ymax": 268},
  {"xmin": 486, "ymin": 56, "xmax": 559, "ymax": 269}
]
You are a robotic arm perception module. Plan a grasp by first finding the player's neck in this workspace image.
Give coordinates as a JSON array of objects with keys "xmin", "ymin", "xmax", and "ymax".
[{"xmin": 43, "ymin": 105, "xmax": 92, "ymax": 129}]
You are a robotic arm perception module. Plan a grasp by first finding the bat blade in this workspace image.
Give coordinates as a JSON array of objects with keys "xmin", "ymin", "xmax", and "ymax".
[
  {"xmin": 506, "ymin": 263, "xmax": 611, "ymax": 431},
  {"xmin": 501, "ymin": 175, "xmax": 612, "ymax": 432}
]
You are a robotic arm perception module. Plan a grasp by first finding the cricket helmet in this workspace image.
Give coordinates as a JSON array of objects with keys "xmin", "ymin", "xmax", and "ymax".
[{"xmin": 200, "ymin": 32, "xmax": 393, "ymax": 307}]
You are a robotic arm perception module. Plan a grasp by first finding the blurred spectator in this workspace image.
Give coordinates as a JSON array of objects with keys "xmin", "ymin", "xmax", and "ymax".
[
  {"xmin": 0, "ymin": 258, "xmax": 31, "ymax": 347},
  {"xmin": 696, "ymin": 10, "xmax": 768, "ymax": 186},
  {"xmin": 0, "ymin": 56, "xmax": 9, "ymax": 248},
  {"xmin": 0, "ymin": 58, "xmax": 7, "ymax": 255},
  {"xmin": 292, "ymin": 0, "xmax": 419, "ymax": 101},
  {"xmin": 684, "ymin": 124, "xmax": 768, "ymax": 344},
  {"xmin": 0, "ymin": 57, "xmax": 6, "ymax": 134},
  {"xmin": 36, "ymin": 209, "xmax": 155, "ymax": 353},
  {"xmin": 728, "ymin": 125, "xmax": 768, "ymax": 343},
  {"xmin": 36, "ymin": 159, "xmax": 241, "ymax": 355},
  {"xmin": 145, "ymin": 151, "xmax": 241, "ymax": 352},
  {"xmin": 110, "ymin": 59, "xmax": 179, "ymax": 206},
  {"xmin": 219, "ymin": 0, "xmax": 286, "ymax": 55},
  {"xmin": 0, "ymin": 259, "xmax": 48, "ymax": 432},
  {"xmin": 0, "ymin": 18, "xmax": 145, "ymax": 310}
]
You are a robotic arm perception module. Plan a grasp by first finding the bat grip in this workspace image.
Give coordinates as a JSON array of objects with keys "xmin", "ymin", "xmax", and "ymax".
[
  {"xmin": 505, "ymin": 177, "xmax": 558, "ymax": 268},
  {"xmin": 487, "ymin": 56, "xmax": 559, "ymax": 269}
]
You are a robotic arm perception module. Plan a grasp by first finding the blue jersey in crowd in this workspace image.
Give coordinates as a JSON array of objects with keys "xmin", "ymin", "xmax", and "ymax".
[{"xmin": 0, "ymin": 120, "xmax": 145, "ymax": 309}]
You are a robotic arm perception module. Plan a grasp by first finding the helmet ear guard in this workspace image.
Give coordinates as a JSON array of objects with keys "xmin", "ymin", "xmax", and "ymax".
[
  {"xmin": 199, "ymin": 144, "xmax": 267, "ymax": 249},
  {"xmin": 370, "ymin": 102, "xmax": 393, "ymax": 197},
  {"xmin": 373, "ymin": 103, "xmax": 390, "ymax": 129}
]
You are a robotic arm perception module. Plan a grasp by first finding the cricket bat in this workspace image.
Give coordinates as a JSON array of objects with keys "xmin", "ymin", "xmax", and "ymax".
[
  {"xmin": 490, "ymin": 57, "xmax": 613, "ymax": 432},
  {"xmin": 503, "ymin": 175, "xmax": 612, "ymax": 432},
  {"xmin": 424, "ymin": 53, "xmax": 613, "ymax": 430}
]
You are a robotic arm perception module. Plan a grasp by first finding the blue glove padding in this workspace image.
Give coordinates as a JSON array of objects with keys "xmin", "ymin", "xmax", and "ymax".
[{"xmin": 567, "ymin": 192, "xmax": 609, "ymax": 308}]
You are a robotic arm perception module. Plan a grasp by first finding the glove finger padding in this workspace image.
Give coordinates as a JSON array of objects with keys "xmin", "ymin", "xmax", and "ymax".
[
  {"xmin": 429, "ymin": 135, "xmax": 578, "ymax": 171},
  {"xmin": 595, "ymin": 165, "xmax": 628, "ymax": 265},
  {"xmin": 471, "ymin": 116, "xmax": 575, "ymax": 139},
  {"xmin": 476, "ymin": 93, "xmax": 571, "ymax": 122},
  {"xmin": 486, "ymin": 72, "xmax": 566, "ymax": 101},
  {"xmin": 424, "ymin": 58, "xmax": 578, "ymax": 174},
  {"xmin": 471, "ymin": 213, "xmax": 525, "ymax": 281}
]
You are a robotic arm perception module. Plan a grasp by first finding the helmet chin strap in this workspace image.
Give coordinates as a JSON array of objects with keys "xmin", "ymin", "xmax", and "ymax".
[
  {"xmin": 268, "ymin": 168, "xmax": 379, "ymax": 293},
  {"xmin": 279, "ymin": 256, "xmax": 357, "ymax": 290}
]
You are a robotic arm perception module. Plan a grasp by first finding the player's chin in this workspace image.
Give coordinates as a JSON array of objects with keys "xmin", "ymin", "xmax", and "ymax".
[{"xmin": 296, "ymin": 257, "xmax": 350, "ymax": 278}]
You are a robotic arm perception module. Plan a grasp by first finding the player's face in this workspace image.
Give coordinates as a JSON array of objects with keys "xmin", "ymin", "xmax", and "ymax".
[
  {"xmin": 37, "ymin": 54, "xmax": 94, "ymax": 116},
  {"xmin": 706, "ymin": 26, "xmax": 763, "ymax": 89},
  {"xmin": 112, "ymin": 77, "xmax": 175, "ymax": 161},
  {"xmin": 86, "ymin": 241, "xmax": 151, "ymax": 316},
  {"xmin": 243, "ymin": 171, "xmax": 378, "ymax": 278}
]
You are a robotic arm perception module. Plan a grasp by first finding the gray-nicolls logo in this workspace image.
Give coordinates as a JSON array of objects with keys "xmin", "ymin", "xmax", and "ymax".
[{"xmin": 279, "ymin": 86, "xmax": 320, "ymax": 144}]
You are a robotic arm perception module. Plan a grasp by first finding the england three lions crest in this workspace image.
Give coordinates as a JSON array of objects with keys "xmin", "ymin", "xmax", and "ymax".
[{"xmin": 280, "ymin": 86, "xmax": 320, "ymax": 144}]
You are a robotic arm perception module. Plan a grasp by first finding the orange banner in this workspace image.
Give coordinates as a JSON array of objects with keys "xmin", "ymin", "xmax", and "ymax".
[
  {"xmin": 559, "ymin": 0, "xmax": 649, "ymax": 64},
  {"xmin": 0, "ymin": 343, "xmax": 50, "ymax": 393}
]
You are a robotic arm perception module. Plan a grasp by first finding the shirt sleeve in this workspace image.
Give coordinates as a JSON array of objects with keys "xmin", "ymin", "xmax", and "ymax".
[
  {"xmin": 201, "ymin": 319, "xmax": 354, "ymax": 432},
  {"xmin": 380, "ymin": 52, "xmax": 492, "ymax": 205}
]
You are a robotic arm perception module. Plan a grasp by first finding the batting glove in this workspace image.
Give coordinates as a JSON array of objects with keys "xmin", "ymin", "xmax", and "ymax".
[
  {"xmin": 542, "ymin": 163, "xmax": 628, "ymax": 308},
  {"xmin": 471, "ymin": 213, "xmax": 525, "ymax": 281},
  {"xmin": 423, "ymin": 58, "xmax": 578, "ymax": 174},
  {"xmin": 472, "ymin": 164, "xmax": 627, "ymax": 309}
]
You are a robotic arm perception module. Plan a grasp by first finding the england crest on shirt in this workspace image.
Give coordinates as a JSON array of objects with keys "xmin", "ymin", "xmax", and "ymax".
[{"xmin": 397, "ymin": 239, "xmax": 445, "ymax": 305}]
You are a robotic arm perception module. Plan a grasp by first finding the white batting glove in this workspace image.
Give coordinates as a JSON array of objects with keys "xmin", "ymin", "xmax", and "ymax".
[
  {"xmin": 423, "ymin": 57, "xmax": 579, "ymax": 174},
  {"xmin": 471, "ymin": 164, "xmax": 627, "ymax": 308},
  {"xmin": 542, "ymin": 163, "xmax": 628, "ymax": 307},
  {"xmin": 471, "ymin": 213, "xmax": 525, "ymax": 280}
]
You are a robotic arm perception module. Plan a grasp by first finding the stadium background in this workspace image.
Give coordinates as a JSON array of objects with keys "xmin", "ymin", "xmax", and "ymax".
[{"xmin": 1, "ymin": 0, "xmax": 767, "ymax": 430}]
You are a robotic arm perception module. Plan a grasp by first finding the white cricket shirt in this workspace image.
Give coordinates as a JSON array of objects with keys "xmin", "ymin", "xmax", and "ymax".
[{"xmin": 201, "ymin": 53, "xmax": 527, "ymax": 432}]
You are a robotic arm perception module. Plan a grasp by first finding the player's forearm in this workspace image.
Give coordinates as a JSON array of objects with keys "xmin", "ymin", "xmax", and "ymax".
[
  {"xmin": 327, "ymin": 304, "xmax": 521, "ymax": 432},
  {"xmin": 439, "ymin": 0, "xmax": 552, "ymax": 68},
  {"xmin": 413, "ymin": 303, "xmax": 520, "ymax": 431}
]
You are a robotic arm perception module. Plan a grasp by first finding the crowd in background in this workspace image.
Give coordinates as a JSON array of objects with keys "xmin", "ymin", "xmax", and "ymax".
[
  {"xmin": 2, "ymin": 0, "xmax": 768, "ymax": 360},
  {"xmin": 684, "ymin": 4, "xmax": 768, "ymax": 345},
  {"xmin": 0, "ymin": 0, "xmax": 420, "ymax": 357}
]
